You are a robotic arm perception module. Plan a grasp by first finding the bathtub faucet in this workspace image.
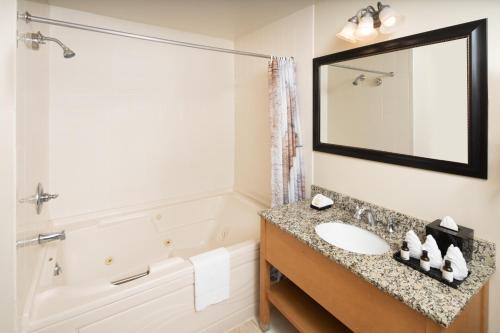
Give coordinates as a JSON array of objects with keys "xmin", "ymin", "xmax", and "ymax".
[
  {"xmin": 39, "ymin": 231, "xmax": 66, "ymax": 244},
  {"xmin": 16, "ymin": 230, "xmax": 66, "ymax": 248}
]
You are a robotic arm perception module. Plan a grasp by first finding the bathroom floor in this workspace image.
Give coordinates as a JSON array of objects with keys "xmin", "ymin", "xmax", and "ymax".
[{"xmin": 227, "ymin": 310, "xmax": 298, "ymax": 333}]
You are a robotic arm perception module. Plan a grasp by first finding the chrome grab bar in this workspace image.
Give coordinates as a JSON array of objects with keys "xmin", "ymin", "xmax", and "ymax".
[
  {"xmin": 111, "ymin": 269, "xmax": 150, "ymax": 286},
  {"xmin": 16, "ymin": 230, "xmax": 66, "ymax": 248}
]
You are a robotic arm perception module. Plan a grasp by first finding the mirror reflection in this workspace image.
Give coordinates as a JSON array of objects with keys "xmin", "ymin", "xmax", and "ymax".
[{"xmin": 319, "ymin": 38, "xmax": 468, "ymax": 163}]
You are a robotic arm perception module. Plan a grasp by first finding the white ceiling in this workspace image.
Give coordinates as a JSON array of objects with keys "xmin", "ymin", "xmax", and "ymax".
[{"xmin": 39, "ymin": 0, "xmax": 316, "ymax": 40}]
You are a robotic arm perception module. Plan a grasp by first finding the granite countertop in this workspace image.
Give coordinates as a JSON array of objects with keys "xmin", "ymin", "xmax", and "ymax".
[{"xmin": 259, "ymin": 186, "xmax": 496, "ymax": 328}]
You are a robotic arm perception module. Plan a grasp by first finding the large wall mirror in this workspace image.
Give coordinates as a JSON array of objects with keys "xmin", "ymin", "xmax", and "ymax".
[{"xmin": 313, "ymin": 20, "xmax": 488, "ymax": 178}]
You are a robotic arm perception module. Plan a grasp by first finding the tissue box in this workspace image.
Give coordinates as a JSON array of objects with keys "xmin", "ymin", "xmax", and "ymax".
[{"xmin": 425, "ymin": 220, "xmax": 474, "ymax": 262}]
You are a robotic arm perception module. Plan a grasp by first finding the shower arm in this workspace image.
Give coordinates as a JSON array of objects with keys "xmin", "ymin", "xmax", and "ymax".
[
  {"xmin": 31, "ymin": 31, "xmax": 70, "ymax": 51},
  {"xmin": 18, "ymin": 30, "xmax": 76, "ymax": 58},
  {"xmin": 39, "ymin": 34, "xmax": 65, "ymax": 48}
]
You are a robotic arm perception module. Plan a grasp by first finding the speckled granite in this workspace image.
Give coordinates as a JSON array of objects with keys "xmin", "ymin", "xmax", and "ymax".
[{"xmin": 259, "ymin": 185, "xmax": 496, "ymax": 328}]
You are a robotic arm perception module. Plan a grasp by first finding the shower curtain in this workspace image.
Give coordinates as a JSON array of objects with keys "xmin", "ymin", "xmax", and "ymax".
[{"xmin": 268, "ymin": 56, "xmax": 305, "ymax": 207}]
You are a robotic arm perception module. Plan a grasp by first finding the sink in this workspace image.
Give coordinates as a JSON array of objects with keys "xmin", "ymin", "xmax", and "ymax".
[{"xmin": 315, "ymin": 221, "xmax": 390, "ymax": 255}]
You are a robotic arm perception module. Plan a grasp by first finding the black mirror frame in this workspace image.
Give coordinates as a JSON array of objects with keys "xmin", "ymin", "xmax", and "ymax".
[{"xmin": 313, "ymin": 19, "xmax": 488, "ymax": 179}]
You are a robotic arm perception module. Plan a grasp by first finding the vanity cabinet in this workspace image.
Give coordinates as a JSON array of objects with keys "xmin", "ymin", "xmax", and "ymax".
[{"xmin": 259, "ymin": 218, "xmax": 489, "ymax": 333}]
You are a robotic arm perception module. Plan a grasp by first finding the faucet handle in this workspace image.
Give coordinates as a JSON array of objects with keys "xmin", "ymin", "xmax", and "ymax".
[
  {"xmin": 19, "ymin": 183, "xmax": 59, "ymax": 215},
  {"xmin": 386, "ymin": 216, "xmax": 396, "ymax": 233},
  {"xmin": 354, "ymin": 205, "xmax": 364, "ymax": 219}
]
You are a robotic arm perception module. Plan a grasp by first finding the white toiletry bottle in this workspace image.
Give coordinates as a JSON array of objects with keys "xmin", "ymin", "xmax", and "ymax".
[
  {"xmin": 400, "ymin": 241, "xmax": 410, "ymax": 261},
  {"xmin": 442, "ymin": 259, "xmax": 454, "ymax": 282},
  {"xmin": 420, "ymin": 250, "xmax": 430, "ymax": 271}
]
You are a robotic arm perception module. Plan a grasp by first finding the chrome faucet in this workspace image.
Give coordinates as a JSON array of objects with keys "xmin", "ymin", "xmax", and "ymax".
[
  {"xmin": 354, "ymin": 206, "xmax": 376, "ymax": 226},
  {"xmin": 39, "ymin": 231, "xmax": 66, "ymax": 244},
  {"xmin": 16, "ymin": 230, "xmax": 66, "ymax": 248}
]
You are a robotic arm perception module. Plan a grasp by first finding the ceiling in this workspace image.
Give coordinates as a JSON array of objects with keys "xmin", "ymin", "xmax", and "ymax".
[{"xmin": 38, "ymin": 0, "xmax": 316, "ymax": 40}]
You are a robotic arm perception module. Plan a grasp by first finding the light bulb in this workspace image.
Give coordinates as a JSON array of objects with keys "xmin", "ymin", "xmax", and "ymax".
[
  {"xmin": 336, "ymin": 21, "xmax": 358, "ymax": 43},
  {"xmin": 384, "ymin": 16, "xmax": 396, "ymax": 27},
  {"xmin": 379, "ymin": 6, "xmax": 403, "ymax": 34},
  {"xmin": 355, "ymin": 14, "xmax": 378, "ymax": 41}
]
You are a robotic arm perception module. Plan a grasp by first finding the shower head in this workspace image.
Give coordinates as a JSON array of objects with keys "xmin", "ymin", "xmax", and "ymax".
[
  {"xmin": 62, "ymin": 46, "xmax": 76, "ymax": 59},
  {"xmin": 352, "ymin": 74, "xmax": 366, "ymax": 86},
  {"xmin": 20, "ymin": 31, "xmax": 76, "ymax": 59}
]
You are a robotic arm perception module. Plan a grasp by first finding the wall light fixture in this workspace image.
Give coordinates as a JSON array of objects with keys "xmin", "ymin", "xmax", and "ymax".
[{"xmin": 337, "ymin": 2, "xmax": 403, "ymax": 43}]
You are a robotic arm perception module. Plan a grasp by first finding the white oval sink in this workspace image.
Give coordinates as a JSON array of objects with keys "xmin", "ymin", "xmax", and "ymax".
[{"xmin": 315, "ymin": 221, "xmax": 390, "ymax": 255}]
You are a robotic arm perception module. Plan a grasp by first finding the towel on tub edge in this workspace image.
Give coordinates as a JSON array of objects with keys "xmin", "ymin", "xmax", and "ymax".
[{"xmin": 189, "ymin": 247, "xmax": 230, "ymax": 311}]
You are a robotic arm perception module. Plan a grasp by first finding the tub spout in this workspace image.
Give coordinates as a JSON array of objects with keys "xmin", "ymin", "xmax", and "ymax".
[
  {"xmin": 38, "ymin": 231, "xmax": 66, "ymax": 244},
  {"xmin": 17, "ymin": 230, "xmax": 66, "ymax": 248}
]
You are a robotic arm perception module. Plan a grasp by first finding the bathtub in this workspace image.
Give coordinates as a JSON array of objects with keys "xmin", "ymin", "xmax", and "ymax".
[{"xmin": 21, "ymin": 192, "xmax": 265, "ymax": 333}]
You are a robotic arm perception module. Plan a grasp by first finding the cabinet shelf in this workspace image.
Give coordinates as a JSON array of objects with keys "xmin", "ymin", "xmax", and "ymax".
[{"xmin": 267, "ymin": 279, "xmax": 352, "ymax": 333}]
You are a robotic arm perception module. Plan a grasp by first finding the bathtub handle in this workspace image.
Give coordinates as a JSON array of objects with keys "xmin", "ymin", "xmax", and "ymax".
[{"xmin": 111, "ymin": 269, "xmax": 150, "ymax": 285}]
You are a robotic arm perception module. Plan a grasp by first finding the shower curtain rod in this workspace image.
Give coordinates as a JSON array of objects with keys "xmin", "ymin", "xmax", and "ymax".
[
  {"xmin": 329, "ymin": 63, "xmax": 394, "ymax": 77},
  {"xmin": 17, "ymin": 12, "xmax": 273, "ymax": 59}
]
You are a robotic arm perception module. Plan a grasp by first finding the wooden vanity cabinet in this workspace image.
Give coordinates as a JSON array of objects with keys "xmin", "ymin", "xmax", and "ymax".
[{"xmin": 259, "ymin": 218, "xmax": 489, "ymax": 333}]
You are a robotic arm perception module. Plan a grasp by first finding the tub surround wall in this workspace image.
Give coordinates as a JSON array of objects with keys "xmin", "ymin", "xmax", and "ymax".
[
  {"xmin": 48, "ymin": 5, "xmax": 236, "ymax": 220},
  {"xmin": 260, "ymin": 186, "xmax": 495, "ymax": 327},
  {"xmin": 16, "ymin": 0, "xmax": 51, "ymax": 230},
  {"xmin": 16, "ymin": 0, "xmax": 52, "ymax": 325},
  {"xmin": 313, "ymin": 1, "xmax": 500, "ymax": 330}
]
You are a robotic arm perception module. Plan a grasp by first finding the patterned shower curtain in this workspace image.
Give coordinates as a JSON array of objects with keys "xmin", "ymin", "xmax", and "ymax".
[{"xmin": 268, "ymin": 56, "xmax": 306, "ymax": 207}]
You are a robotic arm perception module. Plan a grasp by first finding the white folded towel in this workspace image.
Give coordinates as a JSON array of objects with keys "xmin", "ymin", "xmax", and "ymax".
[
  {"xmin": 442, "ymin": 244, "xmax": 468, "ymax": 281},
  {"xmin": 405, "ymin": 230, "xmax": 423, "ymax": 259},
  {"xmin": 422, "ymin": 235, "xmax": 443, "ymax": 269},
  {"xmin": 189, "ymin": 247, "xmax": 230, "ymax": 311}
]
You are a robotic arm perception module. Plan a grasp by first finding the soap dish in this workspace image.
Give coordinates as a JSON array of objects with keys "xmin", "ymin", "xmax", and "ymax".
[
  {"xmin": 393, "ymin": 252, "xmax": 470, "ymax": 289},
  {"xmin": 310, "ymin": 204, "xmax": 333, "ymax": 211}
]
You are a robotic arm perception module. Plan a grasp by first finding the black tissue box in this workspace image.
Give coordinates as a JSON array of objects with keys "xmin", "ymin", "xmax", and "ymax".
[{"xmin": 425, "ymin": 220, "xmax": 474, "ymax": 262}]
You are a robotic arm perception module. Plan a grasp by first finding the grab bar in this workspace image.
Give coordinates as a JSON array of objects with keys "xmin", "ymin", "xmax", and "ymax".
[{"xmin": 111, "ymin": 269, "xmax": 150, "ymax": 285}]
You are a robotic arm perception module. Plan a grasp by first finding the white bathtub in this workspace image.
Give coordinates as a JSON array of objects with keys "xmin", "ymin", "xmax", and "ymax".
[{"xmin": 21, "ymin": 192, "xmax": 265, "ymax": 333}]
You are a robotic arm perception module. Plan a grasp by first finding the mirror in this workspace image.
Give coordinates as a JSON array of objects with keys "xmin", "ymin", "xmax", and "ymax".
[
  {"xmin": 320, "ymin": 38, "xmax": 468, "ymax": 163},
  {"xmin": 313, "ymin": 20, "xmax": 488, "ymax": 178}
]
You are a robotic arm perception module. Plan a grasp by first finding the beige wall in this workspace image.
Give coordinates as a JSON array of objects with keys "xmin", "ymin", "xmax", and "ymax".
[
  {"xmin": 314, "ymin": 1, "xmax": 500, "ymax": 331},
  {"xmin": 234, "ymin": 6, "xmax": 314, "ymax": 205},
  {"xmin": 0, "ymin": 0, "xmax": 18, "ymax": 331},
  {"xmin": 47, "ymin": 6, "xmax": 236, "ymax": 219},
  {"xmin": 412, "ymin": 39, "xmax": 468, "ymax": 163}
]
